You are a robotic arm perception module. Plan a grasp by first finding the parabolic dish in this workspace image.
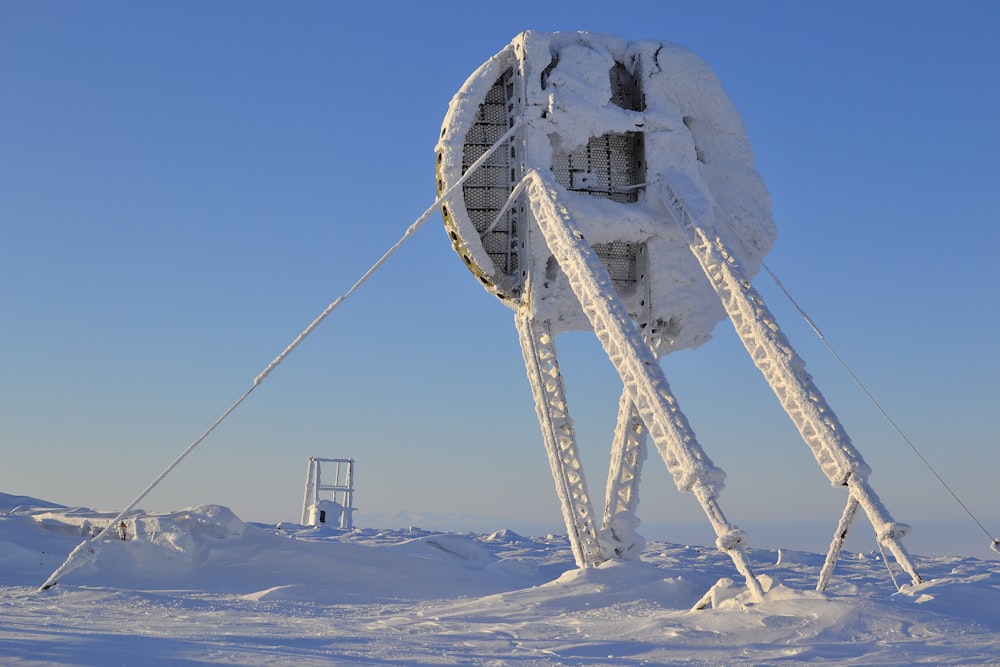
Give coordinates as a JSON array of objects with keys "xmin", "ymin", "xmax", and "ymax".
[{"xmin": 436, "ymin": 31, "xmax": 776, "ymax": 355}]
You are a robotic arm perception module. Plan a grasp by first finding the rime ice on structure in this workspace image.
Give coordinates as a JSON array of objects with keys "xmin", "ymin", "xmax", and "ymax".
[
  {"xmin": 436, "ymin": 31, "xmax": 920, "ymax": 598},
  {"xmin": 438, "ymin": 31, "xmax": 773, "ymax": 350}
]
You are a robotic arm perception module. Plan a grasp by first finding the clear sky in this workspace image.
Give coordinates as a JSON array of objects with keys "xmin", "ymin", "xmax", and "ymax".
[{"xmin": 3, "ymin": 1, "xmax": 998, "ymax": 556}]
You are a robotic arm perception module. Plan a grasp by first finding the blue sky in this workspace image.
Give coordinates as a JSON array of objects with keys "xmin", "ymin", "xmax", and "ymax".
[{"xmin": 2, "ymin": 1, "xmax": 998, "ymax": 556}]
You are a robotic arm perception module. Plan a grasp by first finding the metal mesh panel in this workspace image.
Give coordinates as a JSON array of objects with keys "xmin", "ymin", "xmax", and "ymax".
[
  {"xmin": 609, "ymin": 62, "xmax": 643, "ymax": 111},
  {"xmin": 551, "ymin": 132, "xmax": 644, "ymax": 203},
  {"xmin": 461, "ymin": 67, "xmax": 520, "ymax": 280},
  {"xmin": 593, "ymin": 241, "xmax": 639, "ymax": 293},
  {"xmin": 551, "ymin": 62, "xmax": 644, "ymax": 203},
  {"xmin": 547, "ymin": 63, "xmax": 643, "ymax": 294}
]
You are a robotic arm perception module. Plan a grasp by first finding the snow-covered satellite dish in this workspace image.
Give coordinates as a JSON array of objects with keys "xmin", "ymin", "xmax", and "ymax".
[
  {"xmin": 437, "ymin": 31, "xmax": 921, "ymax": 600},
  {"xmin": 437, "ymin": 31, "xmax": 774, "ymax": 353}
]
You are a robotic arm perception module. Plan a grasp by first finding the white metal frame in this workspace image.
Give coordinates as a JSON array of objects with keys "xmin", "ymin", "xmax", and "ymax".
[{"xmin": 301, "ymin": 457, "xmax": 355, "ymax": 529}]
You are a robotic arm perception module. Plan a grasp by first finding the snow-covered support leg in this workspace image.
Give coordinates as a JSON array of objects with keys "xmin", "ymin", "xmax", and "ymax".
[
  {"xmin": 526, "ymin": 170, "xmax": 764, "ymax": 601},
  {"xmin": 818, "ymin": 495, "xmax": 860, "ymax": 591},
  {"xmin": 601, "ymin": 385, "xmax": 649, "ymax": 560},
  {"xmin": 847, "ymin": 480, "xmax": 920, "ymax": 583},
  {"xmin": 516, "ymin": 309, "xmax": 606, "ymax": 568},
  {"xmin": 656, "ymin": 179, "xmax": 922, "ymax": 587}
]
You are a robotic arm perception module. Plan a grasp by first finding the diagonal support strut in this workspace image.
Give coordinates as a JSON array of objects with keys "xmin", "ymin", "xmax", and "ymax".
[
  {"xmin": 516, "ymin": 310, "xmax": 606, "ymax": 568},
  {"xmin": 524, "ymin": 169, "xmax": 765, "ymax": 601},
  {"xmin": 655, "ymin": 176, "xmax": 922, "ymax": 589}
]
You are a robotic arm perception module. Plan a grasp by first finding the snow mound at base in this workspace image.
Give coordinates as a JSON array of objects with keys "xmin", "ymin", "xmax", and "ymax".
[
  {"xmin": 135, "ymin": 504, "xmax": 246, "ymax": 549},
  {"xmin": 100, "ymin": 505, "xmax": 245, "ymax": 573},
  {"xmin": 12, "ymin": 504, "xmax": 248, "ymax": 585}
]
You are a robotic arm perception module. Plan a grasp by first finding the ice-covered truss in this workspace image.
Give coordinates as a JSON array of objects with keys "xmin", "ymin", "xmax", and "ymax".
[{"xmin": 436, "ymin": 31, "xmax": 921, "ymax": 597}]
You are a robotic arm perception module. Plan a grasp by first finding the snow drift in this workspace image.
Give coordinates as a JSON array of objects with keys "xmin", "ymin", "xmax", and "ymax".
[{"xmin": 1, "ymin": 494, "xmax": 998, "ymax": 666}]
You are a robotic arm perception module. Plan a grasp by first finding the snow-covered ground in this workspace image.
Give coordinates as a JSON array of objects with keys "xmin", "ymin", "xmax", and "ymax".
[{"xmin": 1, "ymin": 493, "xmax": 997, "ymax": 666}]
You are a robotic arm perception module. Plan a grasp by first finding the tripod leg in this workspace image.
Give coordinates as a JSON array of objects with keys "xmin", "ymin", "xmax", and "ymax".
[
  {"xmin": 848, "ymin": 478, "xmax": 922, "ymax": 584},
  {"xmin": 655, "ymin": 180, "xmax": 922, "ymax": 587},
  {"xmin": 516, "ymin": 310, "xmax": 606, "ymax": 567},
  {"xmin": 526, "ymin": 170, "xmax": 764, "ymax": 600},
  {"xmin": 818, "ymin": 494, "xmax": 860, "ymax": 591},
  {"xmin": 602, "ymin": 390, "xmax": 648, "ymax": 559}
]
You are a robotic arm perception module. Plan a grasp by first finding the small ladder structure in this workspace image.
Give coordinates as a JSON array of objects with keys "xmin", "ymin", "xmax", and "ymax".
[{"xmin": 301, "ymin": 457, "xmax": 355, "ymax": 529}]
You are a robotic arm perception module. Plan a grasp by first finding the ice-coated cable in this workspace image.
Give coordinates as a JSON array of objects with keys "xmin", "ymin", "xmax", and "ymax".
[
  {"xmin": 876, "ymin": 537, "xmax": 902, "ymax": 592},
  {"xmin": 37, "ymin": 118, "xmax": 526, "ymax": 592},
  {"xmin": 761, "ymin": 261, "xmax": 999, "ymax": 553}
]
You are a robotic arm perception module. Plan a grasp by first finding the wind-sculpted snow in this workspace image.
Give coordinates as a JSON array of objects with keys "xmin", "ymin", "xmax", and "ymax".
[{"xmin": 1, "ymin": 497, "xmax": 997, "ymax": 665}]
